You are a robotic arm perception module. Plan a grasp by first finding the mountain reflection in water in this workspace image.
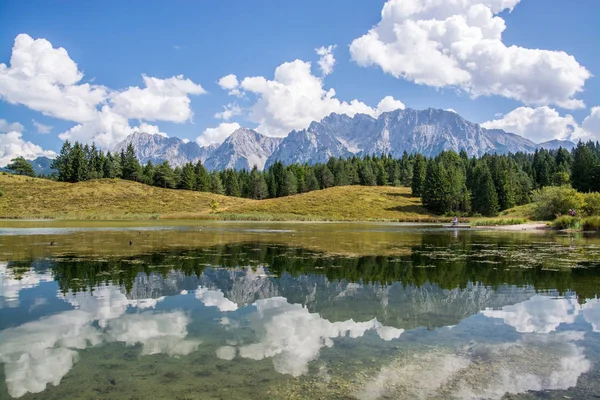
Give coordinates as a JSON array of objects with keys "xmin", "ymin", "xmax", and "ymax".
[{"xmin": 1, "ymin": 235, "xmax": 600, "ymax": 399}]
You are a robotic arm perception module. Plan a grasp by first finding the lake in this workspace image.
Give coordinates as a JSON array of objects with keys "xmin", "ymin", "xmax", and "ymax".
[{"xmin": 1, "ymin": 222, "xmax": 600, "ymax": 399}]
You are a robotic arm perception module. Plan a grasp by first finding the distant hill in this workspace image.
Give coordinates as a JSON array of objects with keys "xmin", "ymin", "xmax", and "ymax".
[{"xmin": 114, "ymin": 108, "xmax": 573, "ymax": 171}]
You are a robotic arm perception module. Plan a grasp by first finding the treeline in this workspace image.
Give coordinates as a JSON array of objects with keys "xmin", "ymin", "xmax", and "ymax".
[
  {"xmin": 49, "ymin": 140, "xmax": 415, "ymax": 199},
  {"xmin": 16, "ymin": 139, "xmax": 600, "ymax": 215},
  {"xmin": 412, "ymin": 141, "xmax": 600, "ymax": 216}
]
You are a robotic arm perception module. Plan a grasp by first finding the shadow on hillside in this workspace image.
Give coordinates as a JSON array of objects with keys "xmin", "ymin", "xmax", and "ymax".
[
  {"xmin": 386, "ymin": 205, "xmax": 431, "ymax": 215},
  {"xmin": 386, "ymin": 192, "xmax": 415, "ymax": 199}
]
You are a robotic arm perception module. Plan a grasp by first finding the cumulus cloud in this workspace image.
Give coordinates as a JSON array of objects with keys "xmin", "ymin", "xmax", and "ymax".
[
  {"xmin": 0, "ymin": 34, "xmax": 205, "ymax": 148},
  {"xmin": 582, "ymin": 107, "xmax": 600, "ymax": 138},
  {"xmin": 482, "ymin": 106, "xmax": 598, "ymax": 143},
  {"xmin": 0, "ymin": 263, "xmax": 53, "ymax": 307},
  {"xmin": 357, "ymin": 332, "xmax": 590, "ymax": 400},
  {"xmin": 376, "ymin": 96, "xmax": 406, "ymax": 113},
  {"xmin": 349, "ymin": 0, "xmax": 591, "ymax": 109},
  {"xmin": 482, "ymin": 295, "xmax": 579, "ymax": 333},
  {"xmin": 235, "ymin": 297, "xmax": 402, "ymax": 377},
  {"xmin": 218, "ymin": 74, "xmax": 243, "ymax": 97},
  {"xmin": 197, "ymin": 122, "xmax": 241, "ymax": 146},
  {"xmin": 0, "ymin": 119, "xmax": 24, "ymax": 133},
  {"xmin": 110, "ymin": 74, "xmax": 205, "ymax": 122},
  {"xmin": 214, "ymin": 103, "xmax": 243, "ymax": 120},
  {"xmin": 194, "ymin": 286, "xmax": 239, "ymax": 311},
  {"xmin": 0, "ymin": 278, "xmax": 194, "ymax": 398},
  {"xmin": 0, "ymin": 131, "xmax": 57, "ymax": 167},
  {"xmin": 0, "ymin": 34, "xmax": 107, "ymax": 122},
  {"xmin": 316, "ymin": 45, "xmax": 336, "ymax": 76},
  {"xmin": 32, "ymin": 119, "xmax": 52, "ymax": 134},
  {"xmin": 221, "ymin": 59, "xmax": 405, "ymax": 137}
]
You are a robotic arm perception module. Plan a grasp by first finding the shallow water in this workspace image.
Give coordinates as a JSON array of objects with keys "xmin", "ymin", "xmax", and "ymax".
[{"xmin": 1, "ymin": 223, "xmax": 600, "ymax": 399}]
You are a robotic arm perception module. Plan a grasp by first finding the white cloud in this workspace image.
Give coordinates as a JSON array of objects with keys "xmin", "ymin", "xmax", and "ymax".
[
  {"xmin": 0, "ymin": 263, "xmax": 53, "ymax": 307},
  {"xmin": 218, "ymin": 74, "xmax": 243, "ymax": 97},
  {"xmin": 349, "ymin": 0, "xmax": 591, "ymax": 109},
  {"xmin": 376, "ymin": 95, "xmax": 406, "ymax": 113},
  {"xmin": 582, "ymin": 107, "xmax": 600, "ymax": 138},
  {"xmin": 482, "ymin": 106, "xmax": 597, "ymax": 143},
  {"xmin": 0, "ymin": 119, "xmax": 24, "ymax": 133},
  {"xmin": 218, "ymin": 74, "xmax": 239, "ymax": 90},
  {"xmin": 235, "ymin": 297, "xmax": 402, "ymax": 377},
  {"xmin": 110, "ymin": 74, "xmax": 205, "ymax": 122},
  {"xmin": 32, "ymin": 119, "xmax": 52, "ymax": 134},
  {"xmin": 0, "ymin": 34, "xmax": 205, "ymax": 148},
  {"xmin": 316, "ymin": 45, "xmax": 336, "ymax": 76},
  {"xmin": 357, "ymin": 332, "xmax": 590, "ymax": 400},
  {"xmin": 194, "ymin": 286, "xmax": 239, "ymax": 311},
  {"xmin": 482, "ymin": 295, "xmax": 579, "ymax": 333},
  {"xmin": 214, "ymin": 103, "xmax": 243, "ymax": 120},
  {"xmin": 231, "ymin": 59, "xmax": 404, "ymax": 136},
  {"xmin": 0, "ymin": 131, "xmax": 56, "ymax": 167},
  {"xmin": 197, "ymin": 122, "xmax": 241, "ymax": 146},
  {"xmin": 0, "ymin": 34, "xmax": 108, "ymax": 123}
]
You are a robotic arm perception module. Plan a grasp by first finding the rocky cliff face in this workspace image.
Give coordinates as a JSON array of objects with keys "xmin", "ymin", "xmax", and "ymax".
[{"xmin": 114, "ymin": 108, "xmax": 575, "ymax": 170}]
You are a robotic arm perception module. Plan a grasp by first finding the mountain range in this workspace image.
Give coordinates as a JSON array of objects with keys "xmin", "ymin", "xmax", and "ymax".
[
  {"xmin": 111, "ymin": 108, "xmax": 575, "ymax": 171},
  {"xmin": 9, "ymin": 110, "xmax": 574, "ymax": 177}
]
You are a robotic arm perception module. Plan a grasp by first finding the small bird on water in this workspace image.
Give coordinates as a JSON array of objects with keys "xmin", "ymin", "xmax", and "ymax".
[
  {"xmin": 50, "ymin": 241, "xmax": 55, "ymax": 246},
  {"xmin": 129, "ymin": 240, "xmax": 133, "ymax": 246}
]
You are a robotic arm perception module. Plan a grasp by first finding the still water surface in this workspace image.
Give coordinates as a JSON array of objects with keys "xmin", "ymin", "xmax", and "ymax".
[{"xmin": 1, "ymin": 222, "xmax": 600, "ymax": 399}]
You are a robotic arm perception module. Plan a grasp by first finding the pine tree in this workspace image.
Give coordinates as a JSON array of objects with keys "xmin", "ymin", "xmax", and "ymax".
[
  {"xmin": 70, "ymin": 142, "xmax": 87, "ymax": 182},
  {"xmin": 471, "ymin": 163, "xmax": 499, "ymax": 216},
  {"xmin": 571, "ymin": 142, "xmax": 597, "ymax": 192},
  {"xmin": 280, "ymin": 169, "xmax": 298, "ymax": 196},
  {"xmin": 209, "ymin": 172, "xmax": 224, "ymax": 194},
  {"xmin": 249, "ymin": 166, "xmax": 269, "ymax": 199},
  {"xmin": 52, "ymin": 141, "xmax": 73, "ymax": 182},
  {"xmin": 6, "ymin": 157, "xmax": 35, "ymax": 177},
  {"xmin": 153, "ymin": 161, "xmax": 176, "ymax": 188},
  {"xmin": 422, "ymin": 160, "xmax": 446, "ymax": 214},
  {"xmin": 358, "ymin": 162, "xmax": 376, "ymax": 186},
  {"xmin": 306, "ymin": 168, "xmax": 320, "ymax": 192},
  {"xmin": 223, "ymin": 170, "xmax": 241, "ymax": 197},
  {"xmin": 179, "ymin": 163, "xmax": 196, "ymax": 190},
  {"xmin": 194, "ymin": 161, "xmax": 210, "ymax": 191},
  {"xmin": 411, "ymin": 154, "xmax": 427, "ymax": 197},
  {"xmin": 142, "ymin": 161, "xmax": 155, "ymax": 185},
  {"xmin": 121, "ymin": 143, "xmax": 141, "ymax": 181}
]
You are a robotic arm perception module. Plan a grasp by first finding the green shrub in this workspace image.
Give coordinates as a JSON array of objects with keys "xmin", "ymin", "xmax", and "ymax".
[
  {"xmin": 531, "ymin": 186, "xmax": 584, "ymax": 221},
  {"xmin": 582, "ymin": 216, "xmax": 600, "ymax": 231},
  {"xmin": 583, "ymin": 192, "xmax": 600, "ymax": 216},
  {"xmin": 552, "ymin": 216, "xmax": 581, "ymax": 230}
]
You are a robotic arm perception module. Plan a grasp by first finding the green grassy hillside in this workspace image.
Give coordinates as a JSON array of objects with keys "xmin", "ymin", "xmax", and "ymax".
[{"xmin": 0, "ymin": 173, "xmax": 439, "ymax": 221}]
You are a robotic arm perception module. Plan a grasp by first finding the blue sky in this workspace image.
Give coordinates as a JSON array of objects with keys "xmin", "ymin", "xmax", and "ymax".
[{"xmin": 0, "ymin": 0, "xmax": 599, "ymax": 165}]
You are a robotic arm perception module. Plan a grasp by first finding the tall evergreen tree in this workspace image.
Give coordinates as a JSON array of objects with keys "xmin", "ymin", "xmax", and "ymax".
[
  {"xmin": 121, "ymin": 143, "xmax": 141, "ymax": 181},
  {"xmin": 411, "ymin": 154, "xmax": 427, "ymax": 197},
  {"xmin": 179, "ymin": 163, "xmax": 196, "ymax": 190},
  {"xmin": 280, "ymin": 169, "xmax": 298, "ymax": 196},
  {"xmin": 249, "ymin": 166, "xmax": 269, "ymax": 199},
  {"xmin": 194, "ymin": 161, "xmax": 210, "ymax": 192},
  {"xmin": 571, "ymin": 142, "xmax": 597, "ymax": 192},
  {"xmin": 209, "ymin": 172, "xmax": 224, "ymax": 195},
  {"xmin": 471, "ymin": 163, "xmax": 499, "ymax": 216},
  {"xmin": 52, "ymin": 141, "xmax": 73, "ymax": 182},
  {"xmin": 153, "ymin": 161, "xmax": 176, "ymax": 188}
]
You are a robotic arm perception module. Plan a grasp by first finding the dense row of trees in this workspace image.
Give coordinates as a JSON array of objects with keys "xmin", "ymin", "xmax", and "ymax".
[
  {"xmin": 413, "ymin": 141, "xmax": 600, "ymax": 216},
  {"xmin": 8, "ymin": 139, "xmax": 599, "ymax": 216},
  {"xmin": 48, "ymin": 140, "xmax": 416, "ymax": 199}
]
